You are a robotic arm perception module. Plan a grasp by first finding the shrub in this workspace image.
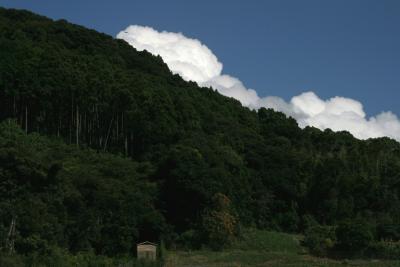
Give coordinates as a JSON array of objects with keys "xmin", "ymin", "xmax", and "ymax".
[
  {"xmin": 376, "ymin": 223, "xmax": 400, "ymax": 241},
  {"xmin": 301, "ymin": 214, "xmax": 319, "ymax": 231},
  {"xmin": 335, "ymin": 219, "xmax": 373, "ymax": 252},
  {"xmin": 202, "ymin": 210, "xmax": 237, "ymax": 250},
  {"xmin": 367, "ymin": 240, "xmax": 400, "ymax": 259},
  {"xmin": 304, "ymin": 225, "xmax": 335, "ymax": 256},
  {"xmin": 176, "ymin": 229, "xmax": 202, "ymax": 250},
  {"xmin": 158, "ymin": 240, "xmax": 167, "ymax": 264},
  {"xmin": 0, "ymin": 254, "xmax": 25, "ymax": 267},
  {"xmin": 276, "ymin": 210, "xmax": 299, "ymax": 233},
  {"xmin": 201, "ymin": 193, "xmax": 238, "ymax": 251}
]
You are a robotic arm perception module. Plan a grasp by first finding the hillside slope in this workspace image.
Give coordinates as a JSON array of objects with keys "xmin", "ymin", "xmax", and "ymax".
[{"xmin": 1, "ymin": 7, "xmax": 400, "ymax": 259}]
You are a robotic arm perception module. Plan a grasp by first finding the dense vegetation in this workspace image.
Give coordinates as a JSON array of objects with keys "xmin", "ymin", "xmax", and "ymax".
[
  {"xmin": 1, "ymin": 7, "xmax": 400, "ymax": 262},
  {"xmin": 167, "ymin": 229, "xmax": 400, "ymax": 267}
]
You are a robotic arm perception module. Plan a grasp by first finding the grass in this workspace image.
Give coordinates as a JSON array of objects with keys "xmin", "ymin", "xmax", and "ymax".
[
  {"xmin": 165, "ymin": 229, "xmax": 400, "ymax": 267},
  {"xmin": 231, "ymin": 228, "xmax": 302, "ymax": 253}
]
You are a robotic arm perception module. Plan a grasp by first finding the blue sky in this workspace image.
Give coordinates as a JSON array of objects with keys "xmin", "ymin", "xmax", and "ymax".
[{"xmin": 1, "ymin": 0, "xmax": 400, "ymax": 116}]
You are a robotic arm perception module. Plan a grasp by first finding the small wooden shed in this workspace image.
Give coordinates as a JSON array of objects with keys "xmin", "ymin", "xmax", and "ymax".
[{"xmin": 137, "ymin": 241, "xmax": 157, "ymax": 261}]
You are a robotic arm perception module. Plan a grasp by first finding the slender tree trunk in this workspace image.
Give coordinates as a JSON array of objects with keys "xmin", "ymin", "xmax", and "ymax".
[
  {"xmin": 6, "ymin": 217, "xmax": 16, "ymax": 255},
  {"xmin": 124, "ymin": 135, "xmax": 128, "ymax": 156},
  {"xmin": 70, "ymin": 96, "xmax": 73, "ymax": 144},
  {"xmin": 116, "ymin": 113, "xmax": 119, "ymax": 141},
  {"xmin": 84, "ymin": 111, "xmax": 87, "ymax": 144},
  {"xmin": 96, "ymin": 105, "xmax": 101, "ymax": 148},
  {"xmin": 122, "ymin": 113, "xmax": 128, "ymax": 156},
  {"xmin": 13, "ymin": 96, "xmax": 16, "ymax": 117},
  {"xmin": 76, "ymin": 105, "xmax": 79, "ymax": 147},
  {"xmin": 103, "ymin": 115, "xmax": 114, "ymax": 151},
  {"xmin": 25, "ymin": 105, "xmax": 28, "ymax": 134},
  {"xmin": 57, "ymin": 113, "xmax": 61, "ymax": 137}
]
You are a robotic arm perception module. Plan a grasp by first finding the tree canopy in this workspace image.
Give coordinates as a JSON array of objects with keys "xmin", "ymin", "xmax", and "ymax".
[{"xmin": 1, "ymin": 7, "xmax": 400, "ymax": 257}]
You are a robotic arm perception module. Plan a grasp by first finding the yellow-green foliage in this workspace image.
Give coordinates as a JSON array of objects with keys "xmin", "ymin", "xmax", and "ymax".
[{"xmin": 202, "ymin": 193, "xmax": 238, "ymax": 250}]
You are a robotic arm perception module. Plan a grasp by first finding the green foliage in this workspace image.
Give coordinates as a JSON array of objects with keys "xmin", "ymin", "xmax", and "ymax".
[
  {"xmin": 0, "ymin": 253, "xmax": 25, "ymax": 267},
  {"xmin": 231, "ymin": 228, "xmax": 302, "ymax": 254},
  {"xmin": 367, "ymin": 240, "xmax": 400, "ymax": 260},
  {"xmin": 176, "ymin": 230, "xmax": 202, "ymax": 250},
  {"xmin": 168, "ymin": 229, "xmax": 400, "ymax": 266},
  {"xmin": 304, "ymin": 225, "xmax": 335, "ymax": 256},
  {"xmin": 1, "ymin": 7, "xmax": 400, "ymax": 259},
  {"xmin": 0, "ymin": 120, "xmax": 165, "ymax": 256},
  {"xmin": 336, "ymin": 219, "xmax": 374, "ymax": 252},
  {"xmin": 376, "ymin": 219, "xmax": 400, "ymax": 241},
  {"xmin": 158, "ymin": 239, "xmax": 167, "ymax": 265},
  {"xmin": 201, "ymin": 193, "xmax": 239, "ymax": 250},
  {"xmin": 1, "ymin": 249, "xmax": 164, "ymax": 267}
]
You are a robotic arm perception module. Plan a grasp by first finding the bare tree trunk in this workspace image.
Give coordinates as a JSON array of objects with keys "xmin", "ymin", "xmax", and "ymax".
[
  {"xmin": 124, "ymin": 134, "xmax": 128, "ymax": 156},
  {"xmin": 13, "ymin": 96, "xmax": 16, "ymax": 117},
  {"xmin": 76, "ymin": 105, "xmax": 79, "ymax": 147},
  {"xmin": 6, "ymin": 217, "xmax": 16, "ymax": 255},
  {"xmin": 88, "ymin": 109, "xmax": 92, "ymax": 146},
  {"xmin": 95, "ymin": 105, "xmax": 101, "ymax": 148},
  {"xmin": 57, "ymin": 114, "xmax": 61, "ymax": 137},
  {"xmin": 103, "ymin": 116, "xmax": 114, "ymax": 152},
  {"xmin": 25, "ymin": 105, "xmax": 28, "ymax": 134},
  {"xmin": 70, "ymin": 96, "xmax": 73, "ymax": 144},
  {"xmin": 84, "ymin": 111, "xmax": 86, "ymax": 144},
  {"xmin": 122, "ymin": 113, "xmax": 128, "ymax": 156},
  {"xmin": 116, "ymin": 113, "xmax": 119, "ymax": 141}
]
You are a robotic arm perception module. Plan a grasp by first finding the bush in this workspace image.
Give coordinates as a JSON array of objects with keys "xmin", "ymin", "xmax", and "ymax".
[
  {"xmin": 367, "ymin": 240, "xmax": 400, "ymax": 259},
  {"xmin": 202, "ymin": 210, "xmax": 237, "ymax": 250},
  {"xmin": 158, "ymin": 240, "xmax": 167, "ymax": 265},
  {"xmin": 201, "ymin": 193, "xmax": 239, "ymax": 251},
  {"xmin": 303, "ymin": 225, "xmax": 335, "ymax": 256},
  {"xmin": 335, "ymin": 219, "xmax": 373, "ymax": 252},
  {"xmin": 177, "ymin": 229, "xmax": 202, "ymax": 249},
  {"xmin": 0, "ymin": 254, "xmax": 25, "ymax": 267},
  {"xmin": 376, "ymin": 223, "xmax": 400, "ymax": 241}
]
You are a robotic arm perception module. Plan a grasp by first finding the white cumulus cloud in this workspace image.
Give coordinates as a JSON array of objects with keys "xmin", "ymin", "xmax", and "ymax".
[
  {"xmin": 203, "ymin": 75, "xmax": 260, "ymax": 107},
  {"xmin": 265, "ymin": 92, "xmax": 400, "ymax": 140},
  {"xmin": 117, "ymin": 25, "xmax": 222, "ymax": 83},
  {"xmin": 117, "ymin": 25, "xmax": 400, "ymax": 141}
]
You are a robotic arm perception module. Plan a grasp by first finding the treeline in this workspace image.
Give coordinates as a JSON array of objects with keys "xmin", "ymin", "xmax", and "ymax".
[
  {"xmin": 0, "ymin": 120, "xmax": 165, "ymax": 255},
  {"xmin": 1, "ymin": 7, "xmax": 400, "ymax": 259}
]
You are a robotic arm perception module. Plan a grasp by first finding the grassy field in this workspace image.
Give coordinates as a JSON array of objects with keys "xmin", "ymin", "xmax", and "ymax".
[{"xmin": 165, "ymin": 229, "xmax": 400, "ymax": 267}]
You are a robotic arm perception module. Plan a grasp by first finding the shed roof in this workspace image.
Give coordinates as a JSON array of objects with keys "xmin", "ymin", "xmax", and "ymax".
[{"xmin": 137, "ymin": 241, "xmax": 156, "ymax": 246}]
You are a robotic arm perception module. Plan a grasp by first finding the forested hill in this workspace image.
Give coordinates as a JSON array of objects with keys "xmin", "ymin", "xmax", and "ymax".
[{"xmin": 1, "ymin": 7, "xmax": 400, "ymax": 257}]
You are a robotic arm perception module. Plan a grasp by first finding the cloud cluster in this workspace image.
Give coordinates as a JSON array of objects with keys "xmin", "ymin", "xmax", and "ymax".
[
  {"xmin": 117, "ymin": 25, "xmax": 222, "ymax": 83},
  {"xmin": 262, "ymin": 92, "xmax": 400, "ymax": 140},
  {"xmin": 117, "ymin": 25, "xmax": 400, "ymax": 141}
]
